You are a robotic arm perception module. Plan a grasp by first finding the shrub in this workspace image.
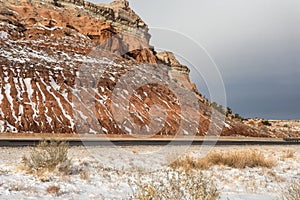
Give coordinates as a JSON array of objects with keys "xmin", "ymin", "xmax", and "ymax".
[
  {"xmin": 133, "ymin": 170, "xmax": 219, "ymax": 200},
  {"xmin": 262, "ymin": 120, "xmax": 272, "ymax": 126},
  {"xmin": 64, "ymin": 31, "xmax": 72, "ymax": 36},
  {"xmin": 52, "ymin": 0, "xmax": 63, "ymax": 7},
  {"xmin": 170, "ymin": 155, "xmax": 210, "ymax": 171},
  {"xmin": 22, "ymin": 139, "xmax": 71, "ymax": 174},
  {"xmin": 283, "ymin": 124, "xmax": 289, "ymax": 128},
  {"xmin": 234, "ymin": 113, "xmax": 244, "ymax": 120},
  {"xmin": 211, "ymin": 102, "xmax": 226, "ymax": 115},
  {"xmin": 281, "ymin": 149, "xmax": 295, "ymax": 159},
  {"xmin": 170, "ymin": 150, "xmax": 275, "ymax": 170},
  {"xmin": 283, "ymin": 181, "xmax": 300, "ymax": 200},
  {"xmin": 226, "ymin": 107, "xmax": 232, "ymax": 117},
  {"xmin": 46, "ymin": 185, "xmax": 60, "ymax": 195}
]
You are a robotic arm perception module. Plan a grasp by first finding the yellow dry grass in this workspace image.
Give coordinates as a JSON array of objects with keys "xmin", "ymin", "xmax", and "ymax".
[
  {"xmin": 170, "ymin": 150, "xmax": 275, "ymax": 170},
  {"xmin": 281, "ymin": 149, "xmax": 295, "ymax": 159}
]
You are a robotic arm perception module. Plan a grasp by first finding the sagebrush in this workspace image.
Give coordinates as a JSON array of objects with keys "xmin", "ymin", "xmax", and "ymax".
[
  {"xmin": 132, "ymin": 170, "xmax": 219, "ymax": 200},
  {"xmin": 283, "ymin": 181, "xmax": 300, "ymax": 200},
  {"xmin": 22, "ymin": 139, "xmax": 71, "ymax": 174}
]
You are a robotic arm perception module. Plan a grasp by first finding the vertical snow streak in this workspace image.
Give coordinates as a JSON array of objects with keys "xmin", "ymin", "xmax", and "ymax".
[
  {"xmin": 40, "ymin": 77, "xmax": 75, "ymax": 130},
  {"xmin": 36, "ymin": 81, "xmax": 53, "ymax": 129},
  {"xmin": 4, "ymin": 76, "xmax": 18, "ymax": 121},
  {"xmin": 24, "ymin": 78, "xmax": 38, "ymax": 124}
]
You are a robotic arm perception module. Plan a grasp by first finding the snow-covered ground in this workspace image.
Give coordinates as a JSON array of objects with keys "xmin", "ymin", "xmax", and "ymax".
[{"xmin": 0, "ymin": 145, "xmax": 299, "ymax": 199}]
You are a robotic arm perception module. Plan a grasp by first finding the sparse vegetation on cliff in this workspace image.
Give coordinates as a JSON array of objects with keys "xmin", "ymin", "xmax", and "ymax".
[{"xmin": 262, "ymin": 120, "xmax": 272, "ymax": 126}]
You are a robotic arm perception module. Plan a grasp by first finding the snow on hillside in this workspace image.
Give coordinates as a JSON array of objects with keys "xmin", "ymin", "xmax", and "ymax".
[{"xmin": 0, "ymin": 31, "xmax": 137, "ymax": 134}]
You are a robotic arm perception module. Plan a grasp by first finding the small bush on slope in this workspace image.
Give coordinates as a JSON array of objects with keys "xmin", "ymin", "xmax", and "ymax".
[
  {"xmin": 170, "ymin": 150, "xmax": 275, "ymax": 170},
  {"xmin": 22, "ymin": 139, "xmax": 71, "ymax": 174}
]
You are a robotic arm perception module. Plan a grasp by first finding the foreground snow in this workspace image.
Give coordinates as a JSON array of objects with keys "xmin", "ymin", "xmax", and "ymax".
[{"xmin": 0, "ymin": 145, "xmax": 299, "ymax": 199}]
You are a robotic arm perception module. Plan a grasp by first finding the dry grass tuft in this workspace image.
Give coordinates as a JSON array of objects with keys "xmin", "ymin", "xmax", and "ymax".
[
  {"xmin": 46, "ymin": 185, "xmax": 60, "ymax": 195},
  {"xmin": 22, "ymin": 139, "xmax": 71, "ymax": 174},
  {"xmin": 171, "ymin": 155, "xmax": 210, "ymax": 170},
  {"xmin": 170, "ymin": 150, "xmax": 275, "ymax": 170},
  {"xmin": 283, "ymin": 181, "xmax": 300, "ymax": 200},
  {"xmin": 0, "ymin": 169, "xmax": 9, "ymax": 175},
  {"xmin": 133, "ymin": 170, "xmax": 219, "ymax": 200},
  {"xmin": 79, "ymin": 170, "xmax": 90, "ymax": 182},
  {"xmin": 281, "ymin": 149, "xmax": 295, "ymax": 159}
]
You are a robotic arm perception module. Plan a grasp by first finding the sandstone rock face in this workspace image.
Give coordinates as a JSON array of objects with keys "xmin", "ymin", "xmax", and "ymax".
[
  {"xmin": 0, "ymin": 0, "xmax": 273, "ymax": 137},
  {"xmin": 157, "ymin": 52, "xmax": 190, "ymax": 88},
  {"xmin": 156, "ymin": 52, "xmax": 204, "ymax": 101},
  {"xmin": 2, "ymin": 0, "xmax": 156, "ymax": 63},
  {"xmin": 157, "ymin": 52, "xmax": 189, "ymax": 73}
]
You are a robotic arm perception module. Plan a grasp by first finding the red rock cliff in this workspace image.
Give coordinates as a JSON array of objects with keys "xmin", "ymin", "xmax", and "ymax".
[{"xmin": 0, "ymin": 0, "xmax": 273, "ymax": 137}]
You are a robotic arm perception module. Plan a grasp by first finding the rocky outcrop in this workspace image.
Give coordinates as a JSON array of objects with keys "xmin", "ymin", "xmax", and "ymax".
[
  {"xmin": 0, "ymin": 0, "xmax": 191, "ymax": 134},
  {"xmin": 157, "ymin": 52, "xmax": 190, "ymax": 74},
  {"xmin": 2, "ymin": 0, "xmax": 156, "ymax": 63},
  {"xmin": 0, "ymin": 0, "xmax": 273, "ymax": 137},
  {"xmin": 156, "ymin": 52, "xmax": 205, "ymax": 102},
  {"xmin": 156, "ymin": 52, "xmax": 191, "ymax": 90}
]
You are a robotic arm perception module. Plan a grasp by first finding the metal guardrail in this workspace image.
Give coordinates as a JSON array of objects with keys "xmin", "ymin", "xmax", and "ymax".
[
  {"xmin": 283, "ymin": 138, "xmax": 300, "ymax": 142},
  {"xmin": 0, "ymin": 137, "xmax": 299, "ymax": 147}
]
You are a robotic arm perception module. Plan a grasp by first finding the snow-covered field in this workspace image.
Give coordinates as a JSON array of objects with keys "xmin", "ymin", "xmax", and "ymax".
[{"xmin": 0, "ymin": 145, "xmax": 299, "ymax": 199}]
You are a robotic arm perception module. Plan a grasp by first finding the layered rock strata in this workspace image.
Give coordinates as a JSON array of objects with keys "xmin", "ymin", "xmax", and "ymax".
[{"xmin": 0, "ymin": 0, "xmax": 272, "ymax": 137}]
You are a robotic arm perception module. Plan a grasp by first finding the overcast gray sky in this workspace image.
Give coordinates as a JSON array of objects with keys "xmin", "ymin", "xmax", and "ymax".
[{"xmin": 92, "ymin": 0, "xmax": 300, "ymax": 119}]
